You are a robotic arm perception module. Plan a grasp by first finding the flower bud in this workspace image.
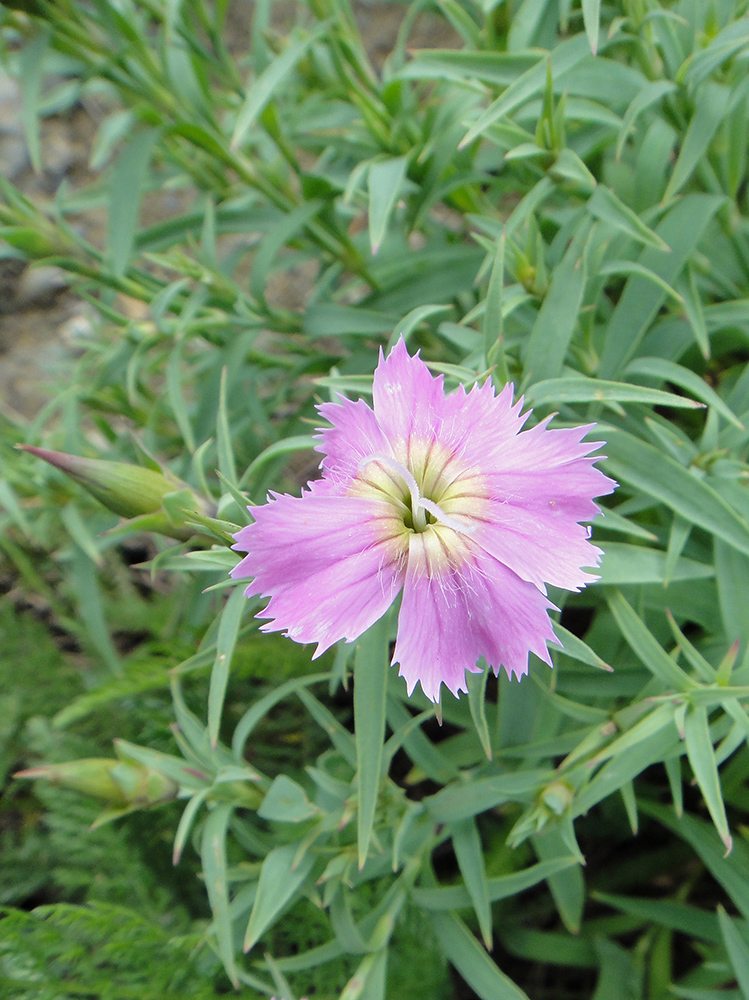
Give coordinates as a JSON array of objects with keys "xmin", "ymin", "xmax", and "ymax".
[
  {"xmin": 0, "ymin": 225, "xmax": 77, "ymax": 260},
  {"xmin": 540, "ymin": 780, "xmax": 574, "ymax": 816},
  {"xmin": 17, "ymin": 445, "xmax": 210, "ymax": 541},
  {"xmin": 14, "ymin": 757, "xmax": 179, "ymax": 816}
]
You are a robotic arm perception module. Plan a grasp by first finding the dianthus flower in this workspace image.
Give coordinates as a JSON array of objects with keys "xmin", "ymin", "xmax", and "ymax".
[{"xmin": 231, "ymin": 339, "xmax": 616, "ymax": 702}]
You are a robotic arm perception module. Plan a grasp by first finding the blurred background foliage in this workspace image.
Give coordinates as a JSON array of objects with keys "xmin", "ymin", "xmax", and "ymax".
[{"xmin": 3, "ymin": 0, "xmax": 749, "ymax": 997}]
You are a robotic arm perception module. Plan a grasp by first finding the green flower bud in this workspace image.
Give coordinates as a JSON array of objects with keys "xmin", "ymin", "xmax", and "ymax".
[
  {"xmin": 540, "ymin": 780, "xmax": 574, "ymax": 816},
  {"xmin": 14, "ymin": 758, "xmax": 130, "ymax": 806},
  {"xmin": 17, "ymin": 445, "xmax": 211, "ymax": 541},
  {"xmin": 14, "ymin": 757, "xmax": 179, "ymax": 809}
]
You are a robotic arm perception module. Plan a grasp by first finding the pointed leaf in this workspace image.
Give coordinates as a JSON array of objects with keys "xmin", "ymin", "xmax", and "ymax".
[
  {"xmin": 452, "ymin": 818, "xmax": 493, "ymax": 948},
  {"xmin": 683, "ymin": 704, "xmax": 732, "ymax": 854},
  {"xmin": 202, "ymin": 803, "xmax": 238, "ymax": 986},
  {"xmin": 208, "ymin": 586, "xmax": 246, "ymax": 748},
  {"xmin": 430, "ymin": 913, "xmax": 531, "ymax": 1000},
  {"xmin": 368, "ymin": 157, "xmax": 409, "ymax": 255},
  {"xmin": 231, "ymin": 29, "xmax": 323, "ymax": 149},
  {"xmin": 607, "ymin": 589, "xmax": 694, "ymax": 690},
  {"xmin": 604, "ymin": 429, "xmax": 749, "ymax": 558},
  {"xmin": 718, "ymin": 906, "xmax": 749, "ymax": 997},
  {"xmin": 588, "ymin": 186, "xmax": 669, "ymax": 251},
  {"xmin": 582, "ymin": 0, "xmax": 600, "ymax": 54},
  {"xmin": 244, "ymin": 843, "xmax": 315, "ymax": 952},
  {"xmin": 354, "ymin": 615, "xmax": 390, "ymax": 868}
]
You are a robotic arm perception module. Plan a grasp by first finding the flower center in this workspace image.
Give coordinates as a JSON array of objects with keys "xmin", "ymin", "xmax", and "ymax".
[{"xmin": 356, "ymin": 454, "xmax": 469, "ymax": 535}]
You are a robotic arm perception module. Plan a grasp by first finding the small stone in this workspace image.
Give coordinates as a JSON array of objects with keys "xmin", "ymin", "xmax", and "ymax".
[
  {"xmin": 15, "ymin": 265, "xmax": 69, "ymax": 308},
  {"xmin": 0, "ymin": 133, "xmax": 28, "ymax": 179}
]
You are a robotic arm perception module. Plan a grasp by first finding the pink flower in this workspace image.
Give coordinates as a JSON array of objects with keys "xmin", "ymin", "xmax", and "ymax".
[{"xmin": 231, "ymin": 339, "xmax": 616, "ymax": 702}]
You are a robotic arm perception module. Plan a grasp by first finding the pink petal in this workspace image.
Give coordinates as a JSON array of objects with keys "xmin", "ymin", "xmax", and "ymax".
[
  {"xmin": 439, "ymin": 380, "xmax": 530, "ymax": 467},
  {"xmin": 469, "ymin": 460, "xmax": 616, "ymax": 591},
  {"xmin": 315, "ymin": 395, "xmax": 389, "ymax": 489},
  {"xmin": 393, "ymin": 535, "xmax": 559, "ymax": 703},
  {"xmin": 232, "ymin": 493, "xmax": 407, "ymax": 656},
  {"xmin": 372, "ymin": 338, "xmax": 449, "ymax": 448}
]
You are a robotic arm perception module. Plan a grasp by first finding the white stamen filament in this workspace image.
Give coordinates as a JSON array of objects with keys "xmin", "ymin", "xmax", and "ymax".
[
  {"xmin": 358, "ymin": 454, "xmax": 473, "ymax": 536},
  {"xmin": 418, "ymin": 497, "xmax": 474, "ymax": 535}
]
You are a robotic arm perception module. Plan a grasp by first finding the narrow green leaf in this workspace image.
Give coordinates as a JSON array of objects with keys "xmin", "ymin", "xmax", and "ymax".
[
  {"xmin": 388, "ymin": 303, "xmax": 451, "ymax": 350},
  {"xmin": 715, "ymin": 539, "xmax": 749, "ymax": 648},
  {"xmin": 550, "ymin": 149, "xmax": 597, "ymax": 191},
  {"xmin": 231, "ymin": 672, "xmax": 330, "ymax": 760},
  {"xmin": 588, "ymin": 186, "xmax": 670, "ymax": 251},
  {"xmin": 666, "ymin": 611, "xmax": 716, "ymax": 684},
  {"xmin": 640, "ymin": 801, "xmax": 749, "ymax": 918},
  {"xmin": 598, "ymin": 194, "xmax": 723, "ymax": 378},
  {"xmin": 604, "ymin": 429, "xmax": 749, "ymax": 558},
  {"xmin": 297, "ymin": 688, "xmax": 357, "ymax": 767},
  {"xmin": 625, "ymin": 358, "xmax": 741, "ymax": 428},
  {"xmin": 386, "ymin": 695, "xmax": 458, "ymax": 785},
  {"xmin": 60, "ymin": 503, "xmax": 102, "ymax": 565},
  {"xmin": 368, "ymin": 157, "xmax": 409, "ymax": 255},
  {"xmin": 435, "ymin": 0, "xmax": 483, "ymax": 47},
  {"xmin": 582, "ymin": 0, "xmax": 600, "ymax": 54},
  {"xmin": 524, "ymin": 219, "xmax": 590, "ymax": 383},
  {"xmin": 663, "ymin": 515, "xmax": 692, "ymax": 588},
  {"xmin": 250, "ymin": 201, "xmax": 322, "ymax": 301},
  {"xmin": 663, "ymin": 84, "xmax": 730, "ymax": 203},
  {"xmin": 430, "ymin": 912, "xmax": 531, "ymax": 1000},
  {"xmin": 202, "ymin": 803, "xmax": 238, "ymax": 987},
  {"xmin": 113, "ymin": 738, "xmax": 208, "ymax": 790},
  {"xmin": 466, "ymin": 666, "xmax": 492, "ymax": 759},
  {"xmin": 573, "ymin": 708, "xmax": 679, "ymax": 816},
  {"xmin": 553, "ymin": 624, "xmax": 612, "ymax": 671},
  {"xmin": 173, "ymin": 787, "xmax": 211, "ymax": 864},
  {"xmin": 69, "ymin": 547, "xmax": 121, "ymax": 675},
  {"xmin": 0, "ymin": 481, "xmax": 32, "ymax": 538},
  {"xmin": 592, "ymin": 506, "xmax": 657, "ymax": 542},
  {"xmin": 244, "ymin": 843, "xmax": 315, "ymax": 952},
  {"xmin": 452, "ymin": 818, "xmax": 492, "ymax": 948},
  {"xmin": 264, "ymin": 953, "xmax": 297, "ymax": 1000},
  {"xmin": 525, "ymin": 375, "xmax": 702, "ymax": 409},
  {"xmin": 683, "ymin": 704, "xmax": 732, "ymax": 854},
  {"xmin": 616, "ymin": 80, "xmax": 676, "ymax": 160},
  {"xmin": 534, "ymin": 826, "xmax": 585, "ymax": 934},
  {"xmin": 106, "ymin": 129, "xmax": 159, "ymax": 279},
  {"xmin": 239, "ymin": 435, "xmax": 317, "ymax": 489},
  {"xmin": 483, "ymin": 230, "xmax": 508, "ymax": 378},
  {"xmin": 216, "ymin": 367, "xmax": 238, "ymax": 488},
  {"xmin": 170, "ymin": 676, "xmax": 212, "ymax": 759},
  {"xmin": 507, "ymin": 0, "xmax": 555, "ymax": 50},
  {"xmin": 413, "ymin": 857, "xmax": 577, "ymax": 910},
  {"xmin": 426, "ymin": 769, "xmax": 551, "ymax": 823},
  {"xmin": 354, "ymin": 615, "xmax": 390, "ymax": 869},
  {"xmin": 341, "ymin": 949, "xmax": 388, "ymax": 1000},
  {"xmin": 718, "ymin": 907, "xmax": 749, "ymax": 996},
  {"xmin": 167, "ymin": 341, "xmax": 196, "ymax": 453},
  {"xmin": 258, "ymin": 775, "xmax": 319, "ymax": 823},
  {"xmin": 399, "ymin": 49, "xmax": 539, "ymax": 87},
  {"xmin": 304, "ymin": 303, "xmax": 396, "ymax": 338},
  {"xmin": 591, "ymin": 938, "xmax": 641, "ymax": 1000},
  {"xmin": 679, "ymin": 263, "xmax": 710, "ymax": 358},
  {"xmin": 459, "ymin": 35, "xmax": 591, "ymax": 148},
  {"xmin": 231, "ymin": 29, "xmax": 322, "ymax": 149},
  {"xmin": 18, "ymin": 27, "xmax": 49, "ymax": 174},
  {"xmin": 596, "ymin": 541, "xmax": 713, "ymax": 586},
  {"xmin": 620, "ymin": 780, "xmax": 638, "ymax": 835},
  {"xmin": 606, "ymin": 589, "xmax": 694, "ymax": 690},
  {"xmin": 597, "ymin": 261, "xmax": 683, "ymax": 303},
  {"xmin": 208, "ymin": 586, "xmax": 247, "ymax": 749},
  {"xmin": 502, "ymin": 176, "xmax": 555, "ymax": 239},
  {"xmin": 685, "ymin": 19, "xmax": 749, "ymax": 87}
]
